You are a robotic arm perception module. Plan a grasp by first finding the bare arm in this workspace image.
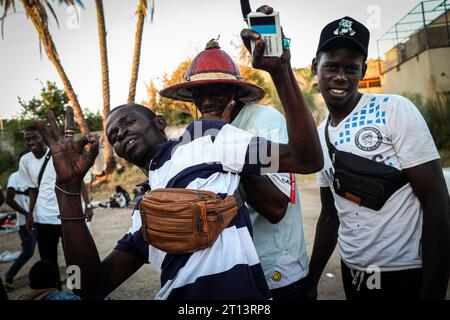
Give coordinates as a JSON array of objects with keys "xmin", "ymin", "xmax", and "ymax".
[
  {"xmin": 25, "ymin": 187, "xmax": 38, "ymax": 234},
  {"xmin": 404, "ymin": 159, "xmax": 450, "ymax": 299},
  {"xmin": 308, "ymin": 187, "xmax": 340, "ymax": 297},
  {"xmin": 6, "ymin": 188, "xmax": 28, "ymax": 216},
  {"xmin": 37, "ymin": 107, "xmax": 144, "ymax": 299},
  {"xmin": 241, "ymin": 175, "xmax": 289, "ymax": 223},
  {"xmin": 56, "ymin": 191, "xmax": 144, "ymax": 299},
  {"xmin": 80, "ymin": 181, "xmax": 94, "ymax": 221},
  {"xmin": 240, "ymin": 6, "xmax": 323, "ymax": 175}
]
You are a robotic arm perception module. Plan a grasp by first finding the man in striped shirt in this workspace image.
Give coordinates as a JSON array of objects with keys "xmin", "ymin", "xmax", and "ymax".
[{"xmin": 36, "ymin": 24, "xmax": 323, "ymax": 299}]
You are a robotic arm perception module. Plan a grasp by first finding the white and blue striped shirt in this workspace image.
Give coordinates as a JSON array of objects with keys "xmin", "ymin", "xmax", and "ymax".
[{"xmin": 115, "ymin": 119, "xmax": 272, "ymax": 300}]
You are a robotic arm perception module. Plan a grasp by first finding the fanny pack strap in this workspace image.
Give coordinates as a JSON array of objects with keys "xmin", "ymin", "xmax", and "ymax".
[
  {"xmin": 15, "ymin": 189, "xmax": 29, "ymax": 196},
  {"xmin": 233, "ymin": 183, "xmax": 247, "ymax": 208},
  {"xmin": 324, "ymin": 116, "xmax": 336, "ymax": 165},
  {"xmin": 324, "ymin": 115, "xmax": 408, "ymax": 205}
]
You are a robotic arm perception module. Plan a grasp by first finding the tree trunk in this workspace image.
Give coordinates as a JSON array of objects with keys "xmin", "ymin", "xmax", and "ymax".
[
  {"xmin": 95, "ymin": 0, "xmax": 115, "ymax": 174},
  {"xmin": 21, "ymin": 0, "xmax": 89, "ymax": 134},
  {"xmin": 127, "ymin": 0, "xmax": 146, "ymax": 104}
]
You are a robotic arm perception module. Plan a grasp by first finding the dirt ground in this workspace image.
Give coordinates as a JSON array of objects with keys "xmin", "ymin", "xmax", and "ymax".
[{"xmin": 1, "ymin": 185, "xmax": 448, "ymax": 300}]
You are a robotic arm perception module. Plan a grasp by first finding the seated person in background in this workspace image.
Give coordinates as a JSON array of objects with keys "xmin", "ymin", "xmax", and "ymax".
[
  {"xmin": 19, "ymin": 260, "xmax": 80, "ymax": 300},
  {"xmin": 130, "ymin": 180, "xmax": 150, "ymax": 207},
  {"xmin": 115, "ymin": 186, "xmax": 130, "ymax": 208}
]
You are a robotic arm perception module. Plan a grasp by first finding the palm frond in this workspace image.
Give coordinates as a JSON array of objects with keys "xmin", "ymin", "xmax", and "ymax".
[
  {"xmin": 136, "ymin": 0, "xmax": 155, "ymax": 23},
  {"xmin": 44, "ymin": 0, "xmax": 59, "ymax": 28},
  {"xmin": 136, "ymin": 0, "xmax": 147, "ymax": 17},
  {"xmin": 44, "ymin": 0, "xmax": 85, "ymax": 28},
  {"xmin": 1, "ymin": 0, "xmax": 16, "ymax": 38},
  {"xmin": 149, "ymin": 0, "xmax": 154, "ymax": 22}
]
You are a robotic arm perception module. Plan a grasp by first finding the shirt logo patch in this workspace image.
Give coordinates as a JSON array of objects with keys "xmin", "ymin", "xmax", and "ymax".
[
  {"xmin": 271, "ymin": 271, "xmax": 281, "ymax": 282},
  {"xmin": 355, "ymin": 127, "xmax": 382, "ymax": 151}
]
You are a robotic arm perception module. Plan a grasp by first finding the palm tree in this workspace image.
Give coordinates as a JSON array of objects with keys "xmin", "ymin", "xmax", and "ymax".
[
  {"xmin": 127, "ymin": 0, "xmax": 154, "ymax": 104},
  {"xmin": 1, "ymin": 0, "xmax": 89, "ymax": 133},
  {"xmin": 94, "ymin": 0, "xmax": 114, "ymax": 173}
]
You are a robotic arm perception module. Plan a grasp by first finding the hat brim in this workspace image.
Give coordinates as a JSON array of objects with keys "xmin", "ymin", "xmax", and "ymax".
[
  {"xmin": 317, "ymin": 36, "xmax": 367, "ymax": 57},
  {"xmin": 159, "ymin": 79, "xmax": 265, "ymax": 103}
]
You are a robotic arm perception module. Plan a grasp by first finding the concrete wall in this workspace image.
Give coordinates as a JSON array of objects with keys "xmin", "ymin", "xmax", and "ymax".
[{"xmin": 381, "ymin": 47, "xmax": 450, "ymax": 101}]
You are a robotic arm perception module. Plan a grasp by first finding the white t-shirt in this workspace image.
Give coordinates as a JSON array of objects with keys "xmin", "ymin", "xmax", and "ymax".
[
  {"xmin": 232, "ymin": 103, "xmax": 309, "ymax": 289},
  {"xmin": 317, "ymin": 93, "xmax": 440, "ymax": 271},
  {"xmin": 19, "ymin": 150, "xmax": 61, "ymax": 225},
  {"xmin": 7, "ymin": 171, "xmax": 30, "ymax": 226}
]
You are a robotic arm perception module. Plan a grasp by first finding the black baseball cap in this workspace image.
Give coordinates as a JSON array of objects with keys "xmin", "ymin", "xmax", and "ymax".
[{"xmin": 316, "ymin": 16, "xmax": 370, "ymax": 58}]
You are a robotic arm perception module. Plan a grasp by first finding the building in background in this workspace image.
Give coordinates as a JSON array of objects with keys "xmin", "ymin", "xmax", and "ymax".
[
  {"xmin": 359, "ymin": 59, "xmax": 385, "ymax": 94},
  {"xmin": 377, "ymin": 0, "xmax": 450, "ymax": 104}
]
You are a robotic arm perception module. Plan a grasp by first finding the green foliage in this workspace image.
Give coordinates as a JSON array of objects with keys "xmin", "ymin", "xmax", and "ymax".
[
  {"xmin": 18, "ymin": 81, "xmax": 69, "ymax": 129},
  {"xmin": 0, "ymin": 150, "xmax": 16, "ymax": 187},
  {"xmin": 403, "ymin": 93, "xmax": 450, "ymax": 151},
  {"xmin": 84, "ymin": 109, "xmax": 103, "ymax": 132},
  {"xmin": 422, "ymin": 99, "xmax": 450, "ymax": 151},
  {"xmin": 0, "ymin": 81, "xmax": 103, "ymax": 187},
  {"xmin": 142, "ymin": 62, "xmax": 195, "ymax": 126}
]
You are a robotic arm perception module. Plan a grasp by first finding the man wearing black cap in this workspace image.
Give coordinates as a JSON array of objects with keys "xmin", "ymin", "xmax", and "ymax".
[{"xmin": 308, "ymin": 17, "xmax": 449, "ymax": 300}]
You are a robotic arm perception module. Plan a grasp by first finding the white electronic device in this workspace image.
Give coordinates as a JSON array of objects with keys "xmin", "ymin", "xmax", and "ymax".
[{"xmin": 247, "ymin": 11, "xmax": 283, "ymax": 57}]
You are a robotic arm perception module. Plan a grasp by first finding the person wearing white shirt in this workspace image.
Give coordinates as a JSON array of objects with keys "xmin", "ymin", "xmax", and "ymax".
[
  {"xmin": 4, "ymin": 167, "xmax": 36, "ymax": 290},
  {"xmin": 308, "ymin": 17, "xmax": 449, "ymax": 300},
  {"xmin": 19, "ymin": 125, "xmax": 94, "ymax": 282}
]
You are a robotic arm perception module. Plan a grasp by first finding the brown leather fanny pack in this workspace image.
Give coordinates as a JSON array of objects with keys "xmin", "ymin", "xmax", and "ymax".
[{"xmin": 139, "ymin": 186, "xmax": 246, "ymax": 254}]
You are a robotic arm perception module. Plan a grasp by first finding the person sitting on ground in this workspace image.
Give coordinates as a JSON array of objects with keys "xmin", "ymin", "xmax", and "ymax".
[
  {"xmin": 4, "ymin": 165, "xmax": 37, "ymax": 291},
  {"xmin": 115, "ymin": 186, "xmax": 130, "ymax": 208},
  {"xmin": 130, "ymin": 181, "xmax": 149, "ymax": 207},
  {"xmin": 19, "ymin": 260, "xmax": 80, "ymax": 300}
]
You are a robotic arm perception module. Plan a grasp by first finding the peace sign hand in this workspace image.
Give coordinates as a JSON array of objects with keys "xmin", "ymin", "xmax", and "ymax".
[{"xmin": 36, "ymin": 107, "xmax": 99, "ymax": 192}]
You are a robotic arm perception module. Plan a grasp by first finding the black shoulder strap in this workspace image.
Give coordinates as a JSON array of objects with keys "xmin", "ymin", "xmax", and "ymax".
[
  {"xmin": 37, "ymin": 150, "xmax": 51, "ymax": 187},
  {"xmin": 233, "ymin": 183, "xmax": 247, "ymax": 208},
  {"xmin": 324, "ymin": 116, "xmax": 336, "ymax": 165}
]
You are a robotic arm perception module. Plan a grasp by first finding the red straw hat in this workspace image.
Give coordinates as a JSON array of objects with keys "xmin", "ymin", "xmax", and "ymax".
[{"xmin": 159, "ymin": 39, "xmax": 265, "ymax": 103}]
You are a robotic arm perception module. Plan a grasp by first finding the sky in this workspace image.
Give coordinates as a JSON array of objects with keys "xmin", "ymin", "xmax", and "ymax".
[{"xmin": 0, "ymin": 0, "xmax": 422, "ymax": 119}]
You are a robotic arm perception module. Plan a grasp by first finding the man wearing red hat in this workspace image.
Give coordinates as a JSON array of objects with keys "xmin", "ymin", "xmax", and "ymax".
[{"xmin": 159, "ymin": 6, "xmax": 320, "ymax": 300}]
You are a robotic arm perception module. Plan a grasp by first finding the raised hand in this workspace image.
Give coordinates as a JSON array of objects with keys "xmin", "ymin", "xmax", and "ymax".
[
  {"xmin": 36, "ymin": 107, "xmax": 99, "ymax": 192},
  {"xmin": 240, "ymin": 5, "xmax": 291, "ymax": 73}
]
